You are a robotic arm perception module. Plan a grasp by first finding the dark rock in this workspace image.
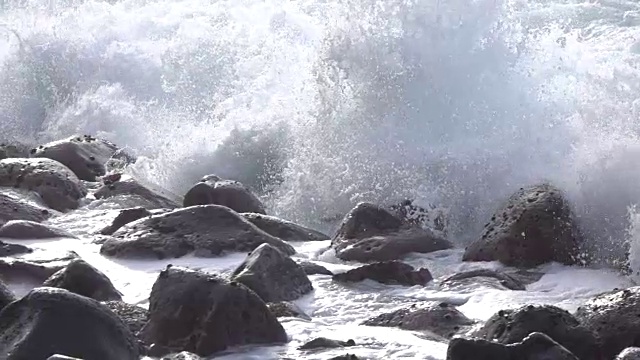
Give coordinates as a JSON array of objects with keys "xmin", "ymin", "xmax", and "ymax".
[
  {"xmin": 328, "ymin": 355, "xmax": 360, "ymax": 360},
  {"xmin": 161, "ymin": 352, "xmax": 202, "ymax": 360},
  {"xmin": 0, "ymin": 220, "xmax": 76, "ymax": 239},
  {"xmin": 0, "ymin": 287, "xmax": 140, "ymax": 359},
  {"xmin": 100, "ymin": 205, "xmax": 295, "ymax": 260},
  {"xmin": 298, "ymin": 260, "xmax": 333, "ymax": 276},
  {"xmin": 447, "ymin": 332, "xmax": 579, "ymax": 360},
  {"xmin": 0, "ymin": 241, "xmax": 31, "ymax": 257},
  {"xmin": 102, "ymin": 301, "xmax": 148, "ymax": 337},
  {"xmin": 462, "ymin": 183, "xmax": 582, "ymax": 268},
  {"xmin": 0, "ymin": 143, "xmax": 30, "ymax": 160},
  {"xmin": 0, "ymin": 189, "xmax": 52, "ymax": 227},
  {"xmin": 0, "ymin": 279, "xmax": 15, "ymax": 311},
  {"xmin": 298, "ymin": 337, "xmax": 356, "ymax": 350},
  {"xmin": 0, "ymin": 158, "xmax": 87, "ymax": 211},
  {"xmin": 575, "ymin": 286, "xmax": 640, "ymax": 358},
  {"xmin": 333, "ymin": 261, "xmax": 432, "ymax": 286},
  {"xmin": 140, "ymin": 266, "xmax": 287, "ymax": 356},
  {"xmin": 183, "ymin": 175, "xmax": 265, "ymax": 214},
  {"xmin": 100, "ymin": 207, "xmax": 152, "ymax": 235},
  {"xmin": 47, "ymin": 356, "xmax": 84, "ymax": 360},
  {"xmin": 0, "ymin": 251, "xmax": 78, "ymax": 284},
  {"xmin": 363, "ymin": 302, "xmax": 474, "ymax": 338},
  {"xmin": 331, "ymin": 202, "xmax": 452, "ymax": 262},
  {"xmin": 231, "ymin": 243, "xmax": 312, "ymax": 302},
  {"xmin": 95, "ymin": 176, "xmax": 180, "ymax": 209},
  {"xmin": 617, "ymin": 348, "xmax": 640, "ymax": 360},
  {"xmin": 440, "ymin": 269, "xmax": 543, "ymax": 291},
  {"xmin": 241, "ymin": 213, "xmax": 329, "ymax": 241},
  {"xmin": 43, "ymin": 259, "xmax": 122, "ymax": 301},
  {"xmin": 267, "ymin": 301, "xmax": 311, "ymax": 320},
  {"xmin": 474, "ymin": 304, "xmax": 600, "ymax": 360}
]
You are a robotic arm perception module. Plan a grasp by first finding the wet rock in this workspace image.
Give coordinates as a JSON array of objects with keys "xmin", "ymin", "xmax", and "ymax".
[
  {"xmin": 241, "ymin": 213, "xmax": 329, "ymax": 241},
  {"xmin": 440, "ymin": 269, "xmax": 543, "ymax": 291},
  {"xmin": 333, "ymin": 261, "xmax": 432, "ymax": 286},
  {"xmin": 102, "ymin": 301, "xmax": 149, "ymax": 337},
  {"xmin": 462, "ymin": 183, "xmax": 582, "ymax": 268},
  {"xmin": 231, "ymin": 243, "xmax": 312, "ymax": 302},
  {"xmin": 0, "ymin": 287, "xmax": 140, "ymax": 359},
  {"xmin": 0, "ymin": 241, "xmax": 31, "ymax": 257},
  {"xmin": 0, "ymin": 251, "xmax": 78, "ymax": 284},
  {"xmin": 0, "ymin": 189, "xmax": 52, "ymax": 226},
  {"xmin": 267, "ymin": 301, "xmax": 311, "ymax": 320},
  {"xmin": 575, "ymin": 287, "xmax": 640, "ymax": 358},
  {"xmin": 101, "ymin": 205, "xmax": 295, "ymax": 260},
  {"xmin": 299, "ymin": 337, "xmax": 356, "ymax": 350},
  {"xmin": 95, "ymin": 176, "xmax": 180, "ymax": 210},
  {"xmin": 140, "ymin": 266, "xmax": 287, "ymax": 356},
  {"xmin": 0, "ymin": 158, "xmax": 87, "ymax": 211},
  {"xmin": 363, "ymin": 302, "xmax": 474, "ymax": 338},
  {"xmin": 100, "ymin": 207, "xmax": 152, "ymax": 235},
  {"xmin": 298, "ymin": 260, "xmax": 333, "ymax": 276},
  {"xmin": 328, "ymin": 355, "xmax": 360, "ymax": 360},
  {"xmin": 474, "ymin": 304, "xmax": 600, "ymax": 360},
  {"xmin": 161, "ymin": 352, "xmax": 202, "ymax": 360},
  {"xmin": 47, "ymin": 356, "xmax": 84, "ymax": 360},
  {"xmin": 0, "ymin": 220, "xmax": 76, "ymax": 239},
  {"xmin": 43, "ymin": 259, "xmax": 122, "ymax": 301},
  {"xmin": 0, "ymin": 279, "xmax": 15, "ymax": 311},
  {"xmin": 183, "ymin": 175, "xmax": 265, "ymax": 214},
  {"xmin": 617, "ymin": 348, "xmax": 640, "ymax": 360},
  {"xmin": 447, "ymin": 332, "xmax": 579, "ymax": 360},
  {"xmin": 0, "ymin": 143, "xmax": 30, "ymax": 160},
  {"xmin": 30, "ymin": 135, "xmax": 129, "ymax": 182},
  {"xmin": 332, "ymin": 202, "xmax": 452, "ymax": 262}
]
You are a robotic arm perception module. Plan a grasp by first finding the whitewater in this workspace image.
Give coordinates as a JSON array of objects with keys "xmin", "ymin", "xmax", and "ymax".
[{"xmin": 2, "ymin": 0, "xmax": 640, "ymax": 358}]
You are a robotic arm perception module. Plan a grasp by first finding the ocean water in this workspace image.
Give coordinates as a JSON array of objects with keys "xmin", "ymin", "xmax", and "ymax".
[{"xmin": 1, "ymin": 0, "xmax": 640, "ymax": 358}]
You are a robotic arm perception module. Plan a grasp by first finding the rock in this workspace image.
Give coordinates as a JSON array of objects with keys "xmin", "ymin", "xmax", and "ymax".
[
  {"xmin": 100, "ymin": 207, "xmax": 152, "ymax": 235},
  {"xmin": 298, "ymin": 337, "xmax": 355, "ymax": 350},
  {"xmin": 474, "ymin": 304, "xmax": 600, "ymax": 360},
  {"xmin": 0, "ymin": 279, "xmax": 15, "ymax": 311},
  {"xmin": 94, "ymin": 176, "xmax": 180, "ymax": 210},
  {"xmin": 617, "ymin": 348, "xmax": 640, "ymax": 360},
  {"xmin": 462, "ymin": 184, "xmax": 582, "ymax": 268},
  {"xmin": 333, "ymin": 261, "xmax": 432, "ymax": 286},
  {"xmin": 0, "ymin": 158, "xmax": 87, "ymax": 211},
  {"xmin": 161, "ymin": 352, "xmax": 202, "ymax": 360},
  {"xmin": 575, "ymin": 287, "xmax": 640, "ymax": 358},
  {"xmin": 331, "ymin": 202, "xmax": 452, "ymax": 262},
  {"xmin": 0, "ymin": 287, "xmax": 140, "ymax": 359},
  {"xmin": 267, "ymin": 301, "xmax": 311, "ymax": 320},
  {"xmin": 30, "ymin": 135, "xmax": 124, "ymax": 182},
  {"xmin": 298, "ymin": 260, "xmax": 333, "ymax": 276},
  {"xmin": 102, "ymin": 301, "xmax": 148, "ymax": 337},
  {"xmin": 0, "ymin": 189, "xmax": 52, "ymax": 226},
  {"xmin": 101, "ymin": 205, "xmax": 295, "ymax": 260},
  {"xmin": 389, "ymin": 199, "xmax": 448, "ymax": 237},
  {"xmin": 0, "ymin": 241, "xmax": 31, "ymax": 257},
  {"xmin": 440, "ymin": 269, "xmax": 544, "ymax": 291},
  {"xmin": 231, "ymin": 243, "xmax": 312, "ymax": 302},
  {"xmin": 47, "ymin": 356, "xmax": 84, "ymax": 360},
  {"xmin": 0, "ymin": 251, "xmax": 78, "ymax": 284},
  {"xmin": 328, "ymin": 355, "xmax": 360, "ymax": 360},
  {"xmin": 183, "ymin": 175, "xmax": 265, "ymax": 214},
  {"xmin": 0, "ymin": 220, "xmax": 76, "ymax": 239},
  {"xmin": 363, "ymin": 302, "xmax": 474, "ymax": 338},
  {"xmin": 241, "ymin": 213, "xmax": 329, "ymax": 241},
  {"xmin": 43, "ymin": 259, "xmax": 122, "ymax": 301},
  {"xmin": 446, "ymin": 332, "xmax": 579, "ymax": 360},
  {"xmin": 0, "ymin": 143, "xmax": 30, "ymax": 160},
  {"xmin": 140, "ymin": 266, "xmax": 287, "ymax": 356}
]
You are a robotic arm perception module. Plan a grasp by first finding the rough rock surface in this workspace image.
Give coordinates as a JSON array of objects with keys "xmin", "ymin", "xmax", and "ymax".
[
  {"xmin": 0, "ymin": 220, "xmax": 76, "ymax": 239},
  {"xmin": 241, "ymin": 213, "xmax": 329, "ymax": 241},
  {"xmin": 0, "ymin": 251, "xmax": 78, "ymax": 284},
  {"xmin": 0, "ymin": 287, "xmax": 140, "ymax": 360},
  {"xmin": 183, "ymin": 175, "xmax": 265, "ymax": 214},
  {"xmin": 439, "ymin": 269, "xmax": 544, "ymax": 291},
  {"xmin": 0, "ymin": 279, "xmax": 15, "ymax": 311},
  {"xmin": 298, "ymin": 338, "xmax": 355, "ymax": 350},
  {"xmin": 0, "ymin": 241, "xmax": 31, "ymax": 257},
  {"xmin": 101, "ymin": 205, "xmax": 295, "ymax": 259},
  {"xmin": 462, "ymin": 184, "xmax": 583, "ymax": 268},
  {"xmin": 267, "ymin": 301, "xmax": 311, "ymax": 320},
  {"xmin": 363, "ymin": 302, "xmax": 474, "ymax": 338},
  {"xmin": 100, "ymin": 207, "xmax": 152, "ymax": 235},
  {"xmin": 0, "ymin": 189, "xmax": 52, "ymax": 226},
  {"xmin": 617, "ymin": 348, "xmax": 640, "ymax": 360},
  {"xmin": 0, "ymin": 143, "xmax": 30, "ymax": 160},
  {"xmin": 0, "ymin": 158, "xmax": 87, "ymax": 211},
  {"xmin": 43, "ymin": 259, "xmax": 123, "ymax": 301},
  {"xmin": 575, "ymin": 287, "xmax": 640, "ymax": 358},
  {"xmin": 102, "ymin": 301, "xmax": 149, "ymax": 337},
  {"xmin": 333, "ymin": 261, "xmax": 432, "ymax": 286},
  {"xmin": 140, "ymin": 266, "xmax": 288, "ymax": 356},
  {"xmin": 474, "ymin": 304, "xmax": 600, "ymax": 360},
  {"xmin": 95, "ymin": 177, "xmax": 180, "ymax": 209},
  {"xmin": 231, "ymin": 243, "xmax": 312, "ymax": 302},
  {"xmin": 447, "ymin": 332, "xmax": 579, "ymax": 360},
  {"xmin": 298, "ymin": 260, "xmax": 333, "ymax": 276},
  {"xmin": 331, "ymin": 202, "xmax": 452, "ymax": 262}
]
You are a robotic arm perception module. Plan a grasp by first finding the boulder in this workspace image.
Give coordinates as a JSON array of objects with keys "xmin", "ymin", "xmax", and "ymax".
[
  {"xmin": 0, "ymin": 143, "xmax": 30, "ymax": 160},
  {"xmin": 0, "ymin": 189, "xmax": 52, "ymax": 226},
  {"xmin": 462, "ymin": 184, "xmax": 582, "ymax": 268},
  {"xmin": 43, "ymin": 259, "xmax": 122, "ymax": 301},
  {"xmin": 575, "ymin": 287, "xmax": 640, "ymax": 358},
  {"xmin": 140, "ymin": 266, "xmax": 287, "ymax": 356},
  {"xmin": 0, "ymin": 287, "xmax": 140, "ymax": 359},
  {"xmin": 0, "ymin": 279, "xmax": 15, "ymax": 311},
  {"xmin": 0, "ymin": 251, "xmax": 78, "ymax": 284},
  {"xmin": 298, "ymin": 338, "xmax": 355, "ymax": 350},
  {"xmin": 100, "ymin": 207, "xmax": 152, "ymax": 235},
  {"xmin": 266, "ymin": 301, "xmax": 311, "ymax": 320},
  {"xmin": 298, "ymin": 260, "xmax": 333, "ymax": 276},
  {"xmin": 231, "ymin": 243, "xmax": 312, "ymax": 302},
  {"xmin": 333, "ymin": 261, "xmax": 432, "ymax": 286},
  {"xmin": 100, "ymin": 205, "xmax": 295, "ymax": 260},
  {"xmin": 439, "ymin": 269, "xmax": 544, "ymax": 291},
  {"xmin": 241, "ymin": 213, "xmax": 329, "ymax": 241},
  {"xmin": 0, "ymin": 158, "xmax": 87, "ymax": 211},
  {"xmin": 183, "ymin": 175, "xmax": 265, "ymax": 214},
  {"xmin": 0, "ymin": 241, "xmax": 31, "ymax": 257},
  {"xmin": 447, "ymin": 332, "xmax": 579, "ymax": 360},
  {"xmin": 473, "ymin": 304, "xmax": 600, "ymax": 360},
  {"xmin": 329, "ymin": 355, "xmax": 360, "ymax": 360},
  {"xmin": 102, "ymin": 301, "xmax": 148, "ymax": 337},
  {"xmin": 363, "ymin": 302, "xmax": 474, "ymax": 338},
  {"xmin": 331, "ymin": 202, "xmax": 452, "ymax": 262},
  {"xmin": 0, "ymin": 220, "xmax": 76, "ymax": 239},
  {"xmin": 94, "ymin": 176, "xmax": 179, "ymax": 210},
  {"xmin": 617, "ymin": 348, "xmax": 640, "ymax": 360}
]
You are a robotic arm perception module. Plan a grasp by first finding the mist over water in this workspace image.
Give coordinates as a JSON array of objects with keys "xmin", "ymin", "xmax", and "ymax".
[{"xmin": 1, "ymin": 0, "xmax": 640, "ymax": 265}]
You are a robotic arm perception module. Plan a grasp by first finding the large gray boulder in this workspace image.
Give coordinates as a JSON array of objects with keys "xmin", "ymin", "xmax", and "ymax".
[
  {"xmin": 183, "ymin": 175, "xmax": 265, "ymax": 214},
  {"xmin": 447, "ymin": 332, "xmax": 579, "ymax": 360},
  {"xmin": 43, "ymin": 259, "xmax": 122, "ymax": 301},
  {"xmin": 94, "ymin": 176, "xmax": 180, "ymax": 210},
  {"xmin": 0, "ymin": 189, "xmax": 52, "ymax": 227},
  {"xmin": 0, "ymin": 220, "xmax": 76, "ymax": 239},
  {"xmin": 463, "ymin": 184, "xmax": 583, "ymax": 268},
  {"xmin": 241, "ymin": 213, "xmax": 329, "ymax": 241},
  {"xmin": 100, "ymin": 205, "xmax": 294, "ymax": 259}
]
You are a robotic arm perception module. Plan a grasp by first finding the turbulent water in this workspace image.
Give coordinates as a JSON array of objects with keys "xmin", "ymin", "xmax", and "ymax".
[{"xmin": 2, "ymin": 0, "xmax": 640, "ymax": 358}]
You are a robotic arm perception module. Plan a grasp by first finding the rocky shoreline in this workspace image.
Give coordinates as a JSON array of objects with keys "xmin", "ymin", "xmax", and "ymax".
[{"xmin": 0, "ymin": 135, "xmax": 637, "ymax": 359}]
